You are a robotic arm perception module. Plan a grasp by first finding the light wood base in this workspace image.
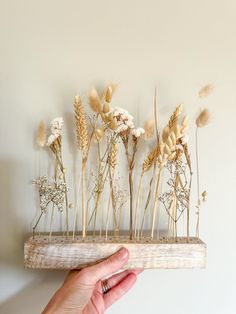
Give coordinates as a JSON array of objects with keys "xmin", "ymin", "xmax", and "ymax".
[{"xmin": 24, "ymin": 235, "xmax": 206, "ymax": 270}]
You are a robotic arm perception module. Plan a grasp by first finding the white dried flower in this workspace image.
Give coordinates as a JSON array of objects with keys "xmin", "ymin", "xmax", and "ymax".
[
  {"xmin": 50, "ymin": 117, "xmax": 63, "ymax": 133},
  {"xmin": 109, "ymin": 107, "xmax": 135, "ymax": 134},
  {"xmin": 131, "ymin": 127, "xmax": 145, "ymax": 138},
  {"xmin": 46, "ymin": 133, "xmax": 60, "ymax": 146},
  {"xmin": 116, "ymin": 124, "xmax": 129, "ymax": 133}
]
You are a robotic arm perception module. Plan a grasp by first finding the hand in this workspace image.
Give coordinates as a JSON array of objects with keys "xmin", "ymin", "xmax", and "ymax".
[{"xmin": 42, "ymin": 248, "xmax": 143, "ymax": 314}]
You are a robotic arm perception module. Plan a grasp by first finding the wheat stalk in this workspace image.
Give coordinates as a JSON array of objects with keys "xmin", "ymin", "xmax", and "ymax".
[
  {"xmin": 108, "ymin": 141, "xmax": 118, "ymax": 168},
  {"xmin": 168, "ymin": 104, "xmax": 183, "ymax": 131},
  {"xmin": 74, "ymin": 96, "xmax": 88, "ymax": 158},
  {"xmin": 74, "ymin": 96, "xmax": 89, "ymax": 238}
]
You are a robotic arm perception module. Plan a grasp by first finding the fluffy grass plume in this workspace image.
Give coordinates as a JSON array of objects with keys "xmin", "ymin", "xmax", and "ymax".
[
  {"xmin": 36, "ymin": 120, "xmax": 46, "ymax": 147},
  {"xmin": 199, "ymin": 84, "xmax": 214, "ymax": 98},
  {"xmin": 196, "ymin": 108, "xmax": 210, "ymax": 128}
]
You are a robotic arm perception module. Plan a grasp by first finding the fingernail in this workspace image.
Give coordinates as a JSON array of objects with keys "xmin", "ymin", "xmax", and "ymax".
[{"xmin": 118, "ymin": 247, "xmax": 129, "ymax": 260}]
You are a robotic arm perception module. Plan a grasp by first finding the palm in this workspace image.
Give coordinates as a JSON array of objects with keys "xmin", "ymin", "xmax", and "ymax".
[{"xmin": 82, "ymin": 281, "xmax": 106, "ymax": 313}]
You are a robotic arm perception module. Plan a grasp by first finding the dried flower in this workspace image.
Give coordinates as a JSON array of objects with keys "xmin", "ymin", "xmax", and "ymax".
[
  {"xmin": 109, "ymin": 141, "xmax": 118, "ymax": 168},
  {"xmin": 50, "ymin": 117, "xmax": 63, "ymax": 133},
  {"xmin": 46, "ymin": 133, "xmax": 60, "ymax": 146},
  {"xmin": 199, "ymin": 84, "xmax": 214, "ymax": 98},
  {"xmin": 33, "ymin": 176, "xmax": 68, "ymax": 212},
  {"xmin": 131, "ymin": 127, "xmax": 145, "ymax": 138},
  {"xmin": 143, "ymin": 118, "xmax": 155, "ymax": 140},
  {"xmin": 74, "ymin": 96, "xmax": 88, "ymax": 157},
  {"xmin": 104, "ymin": 85, "xmax": 113, "ymax": 103},
  {"xmin": 202, "ymin": 190, "xmax": 208, "ymax": 202},
  {"xmin": 109, "ymin": 107, "xmax": 135, "ymax": 134},
  {"xmin": 36, "ymin": 120, "xmax": 46, "ymax": 147},
  {"xmin": 88, "ymin": 88, "xmax": 102, "ymax": 112},
  {"xmin": 168, "ymin": 104, "xmax": 183, "ymax": 131},
  {"xmin": 46, "ymin": 117, "xmax": 63, "ymax": 146},
  {"xmin": 103, "ymin": 102, "xmax": 110, "ymax": 114},
  {"xmin": 196, "ymin": 109, "xmax": 210, "ymax": 128}
]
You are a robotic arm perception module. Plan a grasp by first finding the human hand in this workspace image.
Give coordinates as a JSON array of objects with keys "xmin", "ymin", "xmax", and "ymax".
[{"xmin": 42, "ymin": 248, "xmax": 143, "ymax": 314}]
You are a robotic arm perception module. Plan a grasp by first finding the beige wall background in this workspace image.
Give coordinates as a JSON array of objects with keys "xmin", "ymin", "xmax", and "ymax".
[{"xmin": 0, "ymin": 0, "xmax": 236, "ymax": 313}]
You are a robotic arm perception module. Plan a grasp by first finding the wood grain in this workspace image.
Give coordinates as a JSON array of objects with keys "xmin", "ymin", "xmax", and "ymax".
[{"xmin": 24, "ymin": 235, "xmax": 206, "ymax": 270}]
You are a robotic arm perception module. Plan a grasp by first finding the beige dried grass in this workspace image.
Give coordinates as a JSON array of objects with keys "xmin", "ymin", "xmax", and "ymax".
[
  {"xmin": 36, "ymin": 120, "xmax": 46, "ymax": 147},
  {"xmin": 198, "ymin": 84, "xmax": 214, "ymax": 98},
  {"xmin": 74, "ymin": 96, "xmax": 88, "ymax": 158},
  {"xmin": 88, "ymin": 88, "xmax": 102, "ymax": 112},
  {"xmin": 142, "ymin": 145, "xmax": 158, "ymax": 173},
  {"xmin": 109, "ymin": 141, "xmax": 118, "ymax": 168},
  {"xmin": 168, "ymin": 104, "xmax": 183, "ymax": 131},
  {"xmin": 143, "ymin": 118, "xmax": 155, "ymax": 140},
  {"xmin": 196, "ymin": 109, "xmax": 210, "ymax": 128}
]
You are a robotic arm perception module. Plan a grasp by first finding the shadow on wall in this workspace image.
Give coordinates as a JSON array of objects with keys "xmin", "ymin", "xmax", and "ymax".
[
  {"xmin": 0, "ymin": 159, "xmax": 26, "ymax": 265},
  {"xmin": 0, "ymin": 271, "xmax": 66, "ymax": 314}
]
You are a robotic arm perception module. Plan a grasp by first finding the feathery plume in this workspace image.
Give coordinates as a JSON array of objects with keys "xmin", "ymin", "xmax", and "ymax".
[
  {"xmin": 196, "ymin": 109, "xmax": 210, "ymax": 128},
  {"xmin": 199, "ymin": 84, "xmax": 214, "ymax": 98},
  {"xmin": 36, "ymin": 120, "xmax": 46, "ymax": 147},
  {"xmin": 88, "ymin": 88, "xmax": 102, "ymax": 112}
]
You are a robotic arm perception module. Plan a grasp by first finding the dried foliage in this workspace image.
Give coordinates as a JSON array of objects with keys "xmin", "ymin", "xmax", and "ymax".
[{"xmin": 32, "ymin": 86, "xmax": 210, "ymax": 242}]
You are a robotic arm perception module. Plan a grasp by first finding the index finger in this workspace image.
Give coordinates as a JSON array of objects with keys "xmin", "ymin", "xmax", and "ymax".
[{"xmin": 80, "ymin": 248, "xmax": 129, "ymax": 283}]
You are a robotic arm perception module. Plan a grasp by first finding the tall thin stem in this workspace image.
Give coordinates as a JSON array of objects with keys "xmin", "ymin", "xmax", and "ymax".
[
  {"xmin": 195, "ymin": 127, "xmax": 200, "ymax": 238},
  {"xmin": 134, "ymin": 173, "xmax": 143, "ymax": 239},
  {"xmin": 151, "ymin": 169, "xmax": 161, "ymax": 239},
  {"xmin": 82, "ymin": 159, "xmax": 86, "ymax": 238}
]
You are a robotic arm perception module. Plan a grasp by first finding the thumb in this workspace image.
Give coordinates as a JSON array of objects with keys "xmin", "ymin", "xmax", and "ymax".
[{"xmin": 79, "ymin": 248, "xmax": 129, "ymax": 284}]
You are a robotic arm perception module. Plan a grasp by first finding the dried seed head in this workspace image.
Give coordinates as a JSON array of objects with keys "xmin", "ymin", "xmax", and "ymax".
[
  {"xmin": 94, "ymin": 128, "xmax": 104, "ymax": 141},
  {"xmin": 162, "ymin": 126, "xmax": 170, "ymax": 142},
  {"xmin": 109, "ymin": 117, "xmax": 118, "ymax": 130},
  {"xmin": 174, "ymin": 125, "xmax": 181, "ymax": 139},
  {"xmin": 103, "ymin": 102, "xmax": 110, "ymax": 114},
  {"xmin": 89, "ymin": 88, "xmax": 102, "ymax": 112},
  {"xmin": 108, "ymin": 112, "xmax": 114, "ymax": 121},
  {"xmin": 142, "ymin": 145, "xmax": 158, "ymax": 173},
  {"xmin": 74, "ymin": 96, "xmax": 88, "ymax": 157},
  {"xmin": 36, "ymin": 120, "xmax": 46, "ymax": 147},
  {"xmin": 104, "ymin": 85, "xmax": 113, "ymax": 103},
  {"xmin": 199, "ymin": 84, "xmax": 214, "ymax": 98},
  {"xmin": 196, "ymin": 108, "xmax": 210, "ymax": 128},
  {"xmin": 109, "ymin": 141, "xmax": 118, "ymax": 168},
  {"xmin": 143, "ymin": 118, "xmax": 155, "ymax": 140},
  {"xmin": 168, "ymin": 104, "xmax": 183, "ymax": 131},
  {"xmin": 181, "ymin": 115, "xmax": 188, "ymax": 128}
]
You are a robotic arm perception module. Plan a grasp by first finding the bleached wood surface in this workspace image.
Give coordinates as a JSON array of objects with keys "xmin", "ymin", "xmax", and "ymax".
[{"xmin": 24, "ymin": 234, "xmax": 206, "ymax": 270}]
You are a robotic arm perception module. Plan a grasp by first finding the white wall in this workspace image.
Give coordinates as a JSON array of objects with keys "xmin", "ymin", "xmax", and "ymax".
[{"xmin": 0, "ymin": 0, "xmax": 236, "ymax": 313}]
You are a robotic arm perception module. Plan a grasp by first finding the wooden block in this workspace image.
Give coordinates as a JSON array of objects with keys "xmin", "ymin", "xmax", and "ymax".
[{"xmin": 24, "ymin": 235, "xmax": 206, "ymax": 270}]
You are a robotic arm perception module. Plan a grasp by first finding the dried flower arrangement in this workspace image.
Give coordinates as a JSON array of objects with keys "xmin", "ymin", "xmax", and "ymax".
[{"xmin": 24, "ymin": 84, "xmax": 212, "ymax": 270}]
